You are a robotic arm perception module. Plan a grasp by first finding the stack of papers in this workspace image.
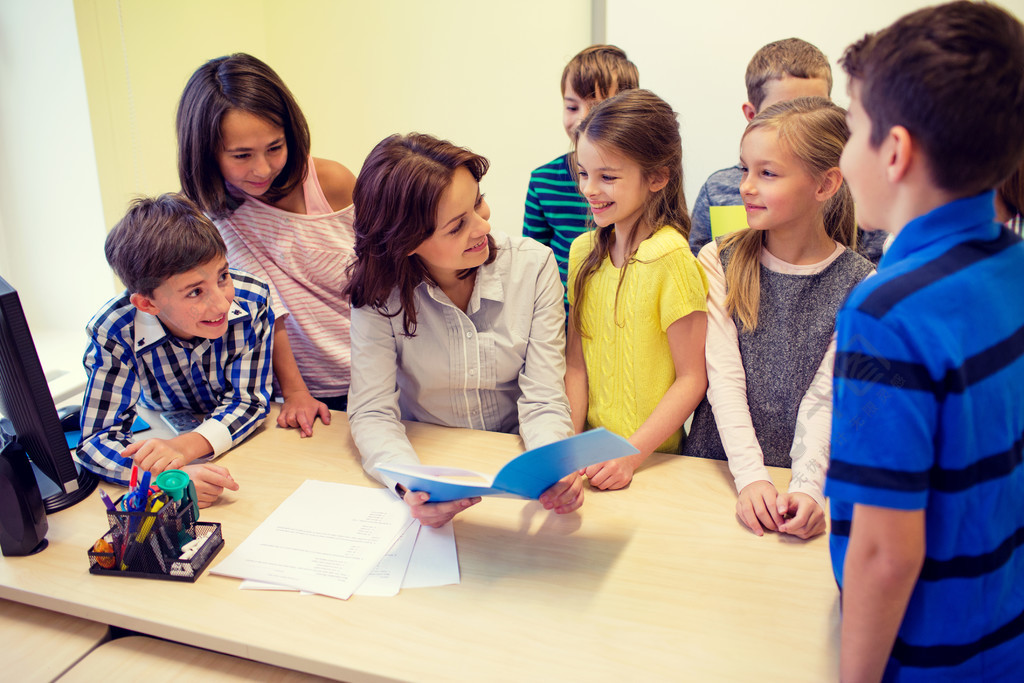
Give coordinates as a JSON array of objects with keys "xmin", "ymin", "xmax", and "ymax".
[{"xmin": 212, "ymin": 480, "xmax": 459, "ymax": 599}]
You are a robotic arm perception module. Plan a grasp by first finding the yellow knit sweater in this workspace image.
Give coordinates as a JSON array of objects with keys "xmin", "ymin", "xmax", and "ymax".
[{"xmin": 568, "ymin": 226, "xmax": 709, "ymax": 453}]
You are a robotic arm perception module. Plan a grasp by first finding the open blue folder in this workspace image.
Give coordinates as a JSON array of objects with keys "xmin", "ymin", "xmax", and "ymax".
[{"xmin": 374, "ymin": 428, "xmax": 638, "ymax": 502}]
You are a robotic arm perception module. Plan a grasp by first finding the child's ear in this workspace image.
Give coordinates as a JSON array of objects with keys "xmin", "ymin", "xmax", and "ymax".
[
  {"xmin": 742, "ymin": 102, "xmax": 757, "ymax": 122},
  {"xmin": 816, "ymin": 167, "xmax": 844, "ymax": 202},
  {"xmin": 885, "ymin": 125, "xmax": 914, "ymax": 183},
  {"xmin": 129, "ymin": 292, "xmax": 160, "ymax": 316},
  {"xmin": 647, "ymin": 168, "xmax": 670, "ymax": 193}
]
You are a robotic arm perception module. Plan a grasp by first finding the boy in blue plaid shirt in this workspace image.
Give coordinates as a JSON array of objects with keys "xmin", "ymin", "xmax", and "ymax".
[{"xmin": 78, "ymin": 194, "xmax": 275, "ymax": 507}]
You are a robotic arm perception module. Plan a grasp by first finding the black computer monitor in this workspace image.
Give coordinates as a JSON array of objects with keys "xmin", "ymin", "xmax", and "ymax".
[{"xmin": 0, "ymin": 275, "xmax": 96, "ymax": 512}]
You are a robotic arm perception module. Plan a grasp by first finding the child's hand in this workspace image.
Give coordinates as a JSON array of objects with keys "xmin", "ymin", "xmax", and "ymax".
[
  {"xmin": 584, "ymin": 455, "xmax": 639, "ymax": 490},
  {"xmin": 277, "ymin": 390, "xmax": 331, "ymax": 437},
  {"xmin": 125, "ymin": 438, "xmax": 187, "ymax": 474},
  {"xmin": 181, "ymin": 463, "xmax": 239, "ymax": 509},
  {"xmin": 776, "ymin": 492, "xmax": 826, "ymax": 539},
  {"xmin": 736, "ymin": 480, "xmax": 784, "ymax": 536},
  {"xmin": 539, "ymin": 473, "xmax": 584, "ymax": 514},
  {"xmin": 402, "ymin": 490, "xmax": 480, "ymax": 528}
]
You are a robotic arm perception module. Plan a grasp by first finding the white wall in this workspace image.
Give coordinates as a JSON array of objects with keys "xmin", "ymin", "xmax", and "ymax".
[
  {"xmin": 0, "ymin": 0, "xmax": 111, "ymax": 372},
  {"xmin": 605, "ymin": 0, "xmax": 1024, "ymax": 205}
]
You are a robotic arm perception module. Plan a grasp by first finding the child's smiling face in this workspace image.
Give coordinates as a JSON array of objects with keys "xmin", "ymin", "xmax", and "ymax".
[
  {"xmin": 216, "ymin": 109, "xmax": 288, "ymax": 199},
  {"xmin": 132, "ymin": 257, "xmax": 235, "ymax": 340},
  {"xmin": 576, "ymin": 135, "xmax": 658, "ymax": 237},
  {"xmin": 739, "ymin": 127, "xmax": 825, "ymax": 235}
]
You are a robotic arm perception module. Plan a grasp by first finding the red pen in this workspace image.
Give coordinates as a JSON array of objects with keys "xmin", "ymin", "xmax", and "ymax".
[{"xmin": 129, "ymin": 465, "xmax": 138, "ymax": 490}]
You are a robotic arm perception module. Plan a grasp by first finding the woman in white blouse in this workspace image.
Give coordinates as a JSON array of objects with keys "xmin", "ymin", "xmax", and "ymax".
[{"xmin": 344, "ymin": 133, "xmax": 583, "ymax": 527}]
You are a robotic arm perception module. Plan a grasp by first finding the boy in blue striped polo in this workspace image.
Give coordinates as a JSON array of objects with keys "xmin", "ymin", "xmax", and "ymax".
[
  {"xmin": 523, "ymin": 45, "xmax": 638, "ymax": 310},
  {"xmin": 825, "ymin": 2, "xmax": 1024, "ymax": 680},
  {"xmin": 78, "ymin": 194, "xmax": 275, "ymax": 508}
]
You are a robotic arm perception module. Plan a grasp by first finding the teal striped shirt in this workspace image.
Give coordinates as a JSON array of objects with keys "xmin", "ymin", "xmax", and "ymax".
[{"xmin": 523, "ymin": 154, "xmax": 590, "ymax": 309}]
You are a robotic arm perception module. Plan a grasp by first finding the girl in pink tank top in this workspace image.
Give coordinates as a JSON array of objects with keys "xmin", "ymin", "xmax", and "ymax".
[{"xmin": 177, "ymin": 53, "xmax": 357, "ymax": 436}]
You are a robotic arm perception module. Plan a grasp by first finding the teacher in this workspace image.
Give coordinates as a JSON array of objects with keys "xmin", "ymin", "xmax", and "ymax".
[{"xmin": 345, "ymin": 133, "xmax": 583, "ymax": 527}]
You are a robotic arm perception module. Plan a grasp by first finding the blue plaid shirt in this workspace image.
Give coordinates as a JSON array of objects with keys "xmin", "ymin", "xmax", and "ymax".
[{"xmin": 77, "ymin": 269, "xmax": 275, "ymax": 484}]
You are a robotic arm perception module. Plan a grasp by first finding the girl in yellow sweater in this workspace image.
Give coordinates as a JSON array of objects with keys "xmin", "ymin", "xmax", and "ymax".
[{"xmin": 566, "ymin": 89, "xmax": 709, "ymax": 490}]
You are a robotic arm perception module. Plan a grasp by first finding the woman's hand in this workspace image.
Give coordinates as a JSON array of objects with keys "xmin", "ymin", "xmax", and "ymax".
[{"xmin": 403, "ymin": 490, "xmax": 481, "ymax": 528}]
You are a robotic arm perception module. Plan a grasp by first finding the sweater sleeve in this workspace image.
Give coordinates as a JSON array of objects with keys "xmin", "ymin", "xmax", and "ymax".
[{"xmin": 786, "ymin": 333, "xmax": 836, "ymax": 510}]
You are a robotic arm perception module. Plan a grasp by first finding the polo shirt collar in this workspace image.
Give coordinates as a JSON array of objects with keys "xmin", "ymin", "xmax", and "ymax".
[{"xmin": 882, "ymin": 191, "xmax": 999, "ymax": 268}]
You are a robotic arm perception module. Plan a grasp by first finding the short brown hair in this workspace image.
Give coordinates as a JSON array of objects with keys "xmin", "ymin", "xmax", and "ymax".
[
  {"xmin": 176, "ymin": 53, "xmax": 311, "ymax": 218},
  {"xmin": 745, "ymin": 38, "xmax": 832, "ymax": 112},
  {"xmin": 561, "ymin": 45, "xmax": 639, "ymax": 100},
  {"xmin": 105, "ymin": 194, "xmax": 226, "ymax": 296},
  {"xmin": 840, "ymin": 1, "xmax": 1024, "ymax": 197},
  {"xmin": 343, "ymin": 134, "xmax": 496, "ymax": 337}
]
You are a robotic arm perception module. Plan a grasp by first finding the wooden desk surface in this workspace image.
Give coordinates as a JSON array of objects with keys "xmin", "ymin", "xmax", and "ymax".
[
  {"xmin": 0, "ymin": 407, "xmax": 839, "ymax": 682},
  {"xmin": 0, "ymin": 598, "xmax": 108, "ymax": 681}
]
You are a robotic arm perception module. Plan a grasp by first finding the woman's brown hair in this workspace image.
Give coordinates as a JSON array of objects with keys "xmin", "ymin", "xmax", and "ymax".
[{"xmin": 343, "ymin": 133, "xmax": 496, "ymax": 336}]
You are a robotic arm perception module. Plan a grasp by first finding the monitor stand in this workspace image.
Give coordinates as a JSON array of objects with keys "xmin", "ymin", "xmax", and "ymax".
[{"xmin": 31, "ymin": 460, "xmax": 98, "ymax": 514}]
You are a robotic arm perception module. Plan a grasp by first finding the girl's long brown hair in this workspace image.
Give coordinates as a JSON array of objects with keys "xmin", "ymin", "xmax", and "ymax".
[
  {"xmin": 569, "ymin": 89, "xmax": 689, "ymax": 336},
  {"xmin": 176, "ymin": 53, "xmax": 311, "ymax": 218},
  {"xmin": 723, "ymin": 96, "xmax": 856, "ymax": 332}
]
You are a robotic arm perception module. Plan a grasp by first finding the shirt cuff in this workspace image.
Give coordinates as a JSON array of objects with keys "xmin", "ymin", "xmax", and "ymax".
[
  {"xmin": 194, "ymin": 418, "xmax": 233, "ymax": 457},
  {"xmin": 787, "ymin": 481, "xmax": 826, "ymax": 512},
  {"xmin": 732, "ymin": 469, "xmax": 773, "ymax": 495}
]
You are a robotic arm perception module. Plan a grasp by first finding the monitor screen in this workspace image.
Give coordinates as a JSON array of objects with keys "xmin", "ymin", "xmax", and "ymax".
[{"xmin": 0, "ymin": 275, "xmax": 96, "ymax": 512}]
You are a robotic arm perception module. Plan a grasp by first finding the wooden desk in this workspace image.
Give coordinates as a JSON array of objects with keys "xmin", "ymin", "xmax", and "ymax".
[
  {"xmin": 63, "ymin": 636, "xmax": 333, "ymax": 682},
  {"xmin": 0, "ymin": 406, "xmax": 839, "ymax": 681},
  {"xmin": 0, "ymin": 598, "xmax": 108, "ymax": 681}
]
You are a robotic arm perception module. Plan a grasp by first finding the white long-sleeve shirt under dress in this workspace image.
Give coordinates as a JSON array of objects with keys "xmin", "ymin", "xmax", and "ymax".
[
  {"xmin": 347, "ymin": 232, "xmax": 574, "ymax": 494},
  {"xmin": 691, "ymin": 241, "xmax": 872, "ymax": 509}
]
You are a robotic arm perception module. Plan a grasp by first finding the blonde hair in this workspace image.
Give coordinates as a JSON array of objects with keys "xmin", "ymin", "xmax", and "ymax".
[
  {"xmin": 722, "ymin": 96, "xmax": 856, "ymax": 332},
  {"xmin": 569, "ymin": 89, "xmax": 688, "ymax": 336}
]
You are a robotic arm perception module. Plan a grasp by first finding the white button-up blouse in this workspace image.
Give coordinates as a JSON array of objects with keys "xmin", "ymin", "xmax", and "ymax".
[{"xmin": 347, "ymin": 232, "xmax": 574, "ymax": 493}]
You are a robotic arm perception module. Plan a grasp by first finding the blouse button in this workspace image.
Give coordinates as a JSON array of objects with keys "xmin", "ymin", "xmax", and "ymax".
[{"xmin": 466, "ymin": 331, "xmax": 473, "ymax": 339}]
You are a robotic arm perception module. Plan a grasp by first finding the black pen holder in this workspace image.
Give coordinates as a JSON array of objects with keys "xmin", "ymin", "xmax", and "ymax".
[{"xmin": 86, "ymin": 490, "xmax": 223, "ymax": 582}]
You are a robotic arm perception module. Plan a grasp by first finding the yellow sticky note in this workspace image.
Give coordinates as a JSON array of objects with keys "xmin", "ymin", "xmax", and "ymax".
[{"xmin": 710, "ymin": 205, "xmax": 748, "ymax": 239}]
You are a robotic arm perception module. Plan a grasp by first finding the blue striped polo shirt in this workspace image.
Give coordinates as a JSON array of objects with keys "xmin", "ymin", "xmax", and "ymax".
[
  {"xmin": 827, "ymin": 192, "xmax": 1024, "ymax": 680},
  {"xmin": 523, "ymin": 153, "xmax": 590, "ymax": 309}
]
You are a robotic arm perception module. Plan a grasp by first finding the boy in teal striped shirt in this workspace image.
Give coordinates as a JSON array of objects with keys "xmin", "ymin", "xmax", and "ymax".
[{"xmin": 523, "ymin": 45, "xmax": 638, "ymax": 309}]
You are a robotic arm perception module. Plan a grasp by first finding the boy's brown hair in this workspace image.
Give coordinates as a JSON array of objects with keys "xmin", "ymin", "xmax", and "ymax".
[
  {"xmin": 561, "ymin": 45, "xmax": 639, "ymax": 100},
  {"xmin": 840, "ymin": 1, "xmax": 1024, "ymax": 197},
  {"xmin": 105, "ymin": 194, "xmax": 226, "ymax": 296},
  {"xmin": 745, "ymin": 38, "xmax": 833, "ymax": 111}
]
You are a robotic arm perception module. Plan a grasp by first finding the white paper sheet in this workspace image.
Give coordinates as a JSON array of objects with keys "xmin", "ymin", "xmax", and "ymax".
[
  {"xmin": 238, "ymin": 521, "xmax": 461, "ymax": 595},
  {"xmin": 402, "ymin": 522, "xmax": 460, "ymax": 589},
  {"xmin": 212, "ymin": 480, "xmax": 413, "ymax": 600},
  {"xmin": 354, "ymin": 522, "xmax": 420, "ymax": 596}
]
